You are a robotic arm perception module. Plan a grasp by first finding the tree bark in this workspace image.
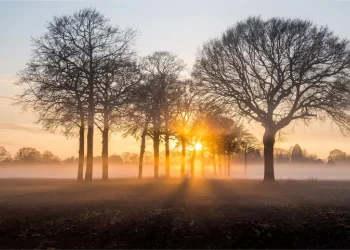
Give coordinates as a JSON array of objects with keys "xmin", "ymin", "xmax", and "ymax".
[
  {"xmin": 218, "ymin": 154, "xmax": 222, "ymax": 176},
  {"xmin": 226, "ymin": 153, "xmax": 231, "ymax": 177},
  {"xmin": 181, "ymin": 136, "xmax": 186, "ymax": 177},
  {"xmin": 138, "ymin": 129, "xmax": 147, "ymax": 179},
  {"xmin": 153, "ymin": 133, "xmax": 160, "ymax": 178},
  {"xmin": 223, "ymin": 154, "xmax": 227, "ymax": 177},
  {"xmin": 85, "ymin": 73, "xmax": 94, "ymax": 181},
  {"xmin": 102, "ymin": 112, "xmax": 109, "ymax": 181},
  {"xmin": 191, "ymin": 147, "xmax": 196, "ymax": 179},
  {"xmin": 165, "ymin": 132, "xmax": 170, "ymax": 178},
  {"xmin": 244, "ymin": 151, "xmax": 247, "ymax": 178},
  {"xmin": 77, "ymin": 122, "xmax": 84, "ymax": 181},
  {"xmin": 201, "ymin": 147, "xmax": 205, "ymax": 178},
  {"xmin": 212, "ymin": 144, "xmax": 216, "ymax": 176},
  {"xmin": 263, "ymin": 127, "xmax": 276, "ymax": 182},
  {"xmin": 85, "ymin": 113, "xmax": 94, "ymax": 181},
  {"xmin": 164, "ymin": 107, "xmax": 170, "ymax": 178}
]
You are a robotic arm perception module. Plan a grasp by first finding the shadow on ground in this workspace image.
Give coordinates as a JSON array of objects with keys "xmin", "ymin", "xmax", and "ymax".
[{"xmin": 0, "ymin": 178, "xmax": 349, "ymax": 248}]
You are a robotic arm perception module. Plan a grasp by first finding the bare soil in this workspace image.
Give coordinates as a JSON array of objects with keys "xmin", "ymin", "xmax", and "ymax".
[{"xmin": 0, "ymin": 178, "xmax": 349, "ymax": 249}]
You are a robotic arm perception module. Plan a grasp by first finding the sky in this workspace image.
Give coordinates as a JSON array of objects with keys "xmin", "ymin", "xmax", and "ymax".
[{"xmin": 0, "ymin": 0, "xmax": 349, "ymax": 160}]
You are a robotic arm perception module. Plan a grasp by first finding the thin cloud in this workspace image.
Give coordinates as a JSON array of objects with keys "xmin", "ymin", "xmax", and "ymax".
[
  {"xmin": 0, "ymin": 123, "xmax": 45, "ymax": 134},
  {"xmin": 0, "ymin": 95, "xmax": 14, "ymax": 100},
  {"xmin": 0, "ymin": 141, "xmax": 25, "ymax": 147}
]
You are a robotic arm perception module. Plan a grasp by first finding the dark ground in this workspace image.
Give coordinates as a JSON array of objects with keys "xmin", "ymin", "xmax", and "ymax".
[{"xmin": 0, "ymin": 178, "xmax": 349, "ymax": 249}]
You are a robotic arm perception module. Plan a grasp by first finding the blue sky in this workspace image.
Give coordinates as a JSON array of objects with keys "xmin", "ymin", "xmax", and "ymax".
[{"xmin": 0, "ymin": 0, "xmax": 349, "ymax": 158}]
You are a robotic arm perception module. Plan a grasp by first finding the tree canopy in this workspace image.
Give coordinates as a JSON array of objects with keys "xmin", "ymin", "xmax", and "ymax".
[{"xmin": 193, "ymin": 16, "xmax": 350, "ymax": 181}]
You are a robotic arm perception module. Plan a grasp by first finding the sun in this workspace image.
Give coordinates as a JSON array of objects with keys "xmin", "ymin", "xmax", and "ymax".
[{"xmin": 195, "ymin": 142, "xmax": 203, "ymax": 150}]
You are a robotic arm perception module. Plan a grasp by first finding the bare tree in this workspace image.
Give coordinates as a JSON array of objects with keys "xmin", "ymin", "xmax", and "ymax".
[
  {"xmin": 41, "ymin": 150, "xmax": 61, "ymax": 163},
  {"xmin": 184, "ymin": 99, "xmax": 230, "ymax": 178},
  {"xmin": 0, "ymin": 146, "xmax": 10, "ymax": 162},
  {"xmin": 240, "ymin": 132, "xmax": 260, "ymax": 177},
  {"xmin": 221, "ymin": 122, "xmax": 244, "ymax": 177},
  {"xmin": 198, "ymin": 101, "xmax": 241, "ymax": 177},
  {"xmin": 15, "ymin": 147, "xmax": 41, "ymax": 163},
  {"xmin": 193, "ymin": 17, "xmax": 350, "ymax": 181},
  {"xmin": 121, "ymin": 84, "xmax": 154, "ymax": 179},
  {"xmin": 171, "ymin": 79, "xmax": 200, "ymax": 177},
  {"xmin": 17, "ymin": 55, "xmax": 88, "ymax": 180},
  {"xmin": 17, "ymin": 8, "xmax": 138, "ymax": 181},
  {"xmin": 141, "ymin": 51, "xmax": 185, "ymax": 178},
  {"xmin": 95, "ymin": 43, "xmax": 140, "ymax": 180}
]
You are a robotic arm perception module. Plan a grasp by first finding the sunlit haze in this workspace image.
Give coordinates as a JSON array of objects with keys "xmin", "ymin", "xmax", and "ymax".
[
  {"xmin": 1, "ymin": 0, "xmax": 350, "ymax": 160},
  {"xmin": 2, "ymin": 2, "xmax": 350, "ymax": 249}
]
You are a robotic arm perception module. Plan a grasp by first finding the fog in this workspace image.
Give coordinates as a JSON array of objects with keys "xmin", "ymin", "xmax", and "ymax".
[{"xmin": 1, "ymin": 162, "xmax": 350, "ymax": 180}]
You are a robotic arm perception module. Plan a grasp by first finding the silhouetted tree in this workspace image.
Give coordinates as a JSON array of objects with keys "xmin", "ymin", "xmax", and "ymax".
[
  {"xmin": 240, "ymin": 132, "xmax": 260, "ymax": 177},
  {"xmin": 200, "ymin": 105, "xmax": 231, "ymax": 176},
  {"xmin": 62, "ymin": 156, "xmax": 79, "ymax": 164},
  {"xmin": 121, "ymin": 152, "xmax": 139, "ymax": 163},
  {"xmin": 221, "ymin": 122, "xmax": 244, "ymax": 177},
  {"xmin": 0, "ymin": 146, "xmax": 11, "ymax": 162},
  {"xmin": 172, "ymin": 79, "xmax": 201, "ymax": 177},
  {"xmin": 122, "ymin": 84, "xmax": 155, "ymax": 179},
  {"xmin": 275, "ymin": 148, "xmax": 290, "ymax": 164},
  {"xmin": 41, "ymin": 150, "xmax": 61, "ymax": 163},
  {"xmin": 141, "ymin": 51, "xmax": 185, "ymax": 178},
  {"xmin": 328, "ymin": 149, "xmax": 347, "ymax": 164},
  {"xmin": 193, "ymin": 17, "xmax": 350, "ymax": 181},
  {"xmin": 109, "ymin": 154, "xmax": 123, "ymax": 164},
  {"xmin": 17, "ymin": 64, "xmax": 87, "ymax": 180},
  {"xmin": 94, "ymin": 37, "xmax": 140, "ymax": 180},
  {"xmin": 291, "ymin": 144, "xmax": 303, "ymax": 163},
  {"xmin": 17, "ymin": 8, "xmax": 139, "ymax": 181},
  {"xmin": 15, "ymin": 147, "xmax": 41, "ymax": 163},
  {"xmin": 188, "ymin": 100, "xmax": 239, "ymax": 177},
  {"xmin": 301, "ymin": 150, "xmax": 321, "ymax": 164}
]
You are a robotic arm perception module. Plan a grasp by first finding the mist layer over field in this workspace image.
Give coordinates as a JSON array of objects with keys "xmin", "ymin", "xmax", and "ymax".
[{"xmin": 1, "ymin": 162, "xmax": 350, "ymax": 180}]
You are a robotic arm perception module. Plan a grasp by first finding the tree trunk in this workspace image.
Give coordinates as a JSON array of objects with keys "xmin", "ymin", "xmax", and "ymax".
[
  {"xmin": 201, "ymin": 147, "xmax": 205, "ymax": 178},
  {"xmin": 218, "ymin": 154, "xmax": 222, "ymax": 176},
  {"xmin": 191, "ymin": 147, "xmax": 196, "ymax": 178},
  {"xmin": 212, "ymin": 145, "xmax": 216, "ymax": 176},
  {"xmin": 181, "ymin": 136, "xmax": 186, "ymax": 177},
  {"xmin": 138, "ymin": 129, "xmax": 147, "ymax": 179},
  {"xmin": 164, "ymin": 108, "xmax": 170, "ymax": 178},
  {"xmin": 102, "ymin": 113, "xmax": 109, "ymax": 180},
  {"xmin": 85, "ymin": 113, "xmax": 94, "ymax": 181},
  {"xmin": 223, "ymin": 154, "xmax": 227, "ymax": 177},
  {"xmin": 244, "ymin": 150, "xmax": 247, "ymax": 178},
  {"xmin": 263, "ymin": 127, "xmax": 276, "ymax": 182},
  {"xmin": 85, "ymin": 63, "xmax": 94, "ymax": 182},
  {"xmin": 226, "ymin": 153, "xmax": 231, "ymax": 177},
  {"xmin": 77, "ymin": 122, "xmax": 84, "ymax": 181},
  {"xmin": 165, "ymin": 132, "xmax": 170, "ymax": 178},
  {"xmin": 153, "ymin": 133, "xmax": 160, "ymax": 178}
]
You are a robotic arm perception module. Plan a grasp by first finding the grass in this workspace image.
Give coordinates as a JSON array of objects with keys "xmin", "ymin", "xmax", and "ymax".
[{"xmin": 0, "ymin": 178, "xmax": 349, "ymax": 248}]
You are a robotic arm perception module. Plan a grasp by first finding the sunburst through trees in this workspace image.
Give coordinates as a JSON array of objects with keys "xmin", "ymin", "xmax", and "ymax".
[{"xmin": 16, "ymin": 10, "xmax": 350, "ymax": 181}]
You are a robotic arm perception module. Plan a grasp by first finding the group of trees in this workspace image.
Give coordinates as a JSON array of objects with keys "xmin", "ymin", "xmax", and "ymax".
[
  {"xmin": 275, "ymin": 144, "xmax": 324, "ymax": 164},
  {"xmin": 193, "ymin": 17, "xmax": 350, "ymax": 180},
  {"xmin": 17, "ymin": 9, "xmax": 140, "ymax": 180},
  {"xmin": 0, "ymin": 145, "xmax": 134, "ymax": 165},
  {"xmin": 327, "ymin": 149, "xmax": 350, "ymax": 165},
  {"xmin": 275, "ymin": 145, "xmax": 350, "ymax": 165},
  {"xmin": 0, "ymin": 146, "xmax": 60, "ymax": 164},
  {"xmin": 17, "ymin": 9, "xmax": 350, "ymax": 182}
]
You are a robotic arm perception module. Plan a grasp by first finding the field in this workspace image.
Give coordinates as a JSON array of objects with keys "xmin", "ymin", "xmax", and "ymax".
[{"xmin": 0, "ymin": 178, "xmax": 350, "ymax": 249}]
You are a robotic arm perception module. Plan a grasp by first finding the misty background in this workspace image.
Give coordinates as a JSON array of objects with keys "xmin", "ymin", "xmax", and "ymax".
[{"xmin": 1, "ymin": 0, "xmax": 350, "ymax": 161}]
